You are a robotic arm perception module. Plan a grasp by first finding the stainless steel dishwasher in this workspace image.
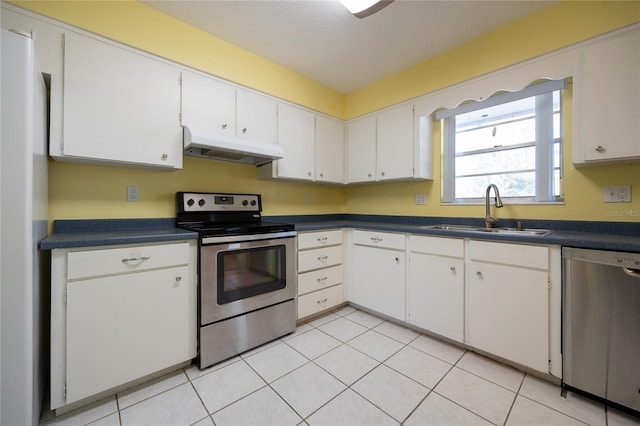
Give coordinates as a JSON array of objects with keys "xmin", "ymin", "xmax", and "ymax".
[{"xmin": 563, "ymin": 247, "xmax": 640, "ymax": 414}]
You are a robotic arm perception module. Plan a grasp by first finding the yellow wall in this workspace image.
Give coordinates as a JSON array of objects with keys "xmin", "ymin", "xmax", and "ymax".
[
  {"xmin": 344, "ymin": 1, "xmax": 640, "ymax": 223},
  {"xmin": 10, "ymin": 0, "xmax": 640, "ymax": 223}
]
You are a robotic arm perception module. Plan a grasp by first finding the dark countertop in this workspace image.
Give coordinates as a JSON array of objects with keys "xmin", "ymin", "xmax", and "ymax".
[
  {"xmin": 40, "ymin": 218, "xmax": 197, "ymax": 250},
  {"xmin": 270, "ymin": 214, "xmax": 640, "ymax": 253},
  {"xmin": 41, "ymin": 215, "xmax": 640, "ymax": 253}
]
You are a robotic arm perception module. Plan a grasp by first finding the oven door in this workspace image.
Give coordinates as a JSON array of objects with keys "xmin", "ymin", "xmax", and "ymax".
[{"xmin": 200, "ymin": 232, "xmax": 296, "ymax": 325}]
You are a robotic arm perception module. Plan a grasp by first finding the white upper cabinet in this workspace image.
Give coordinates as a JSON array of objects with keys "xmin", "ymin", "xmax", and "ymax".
[
  {"xmin": 377, "ymin": 103, "xmax": 414, "ymax": 180},
  {"xmin": 573, "ymin": 27, "xmax": 640, "ymax": 165},
  {"xmin": 61, "ymin": 32, "xmax": 182, "ymax": 169},
  {"xmin": 259, "ymin": 105, "xmax": 345, "ymax": 183},
  {"xmin": 316, "ymin": 115, "xmax": 345, "ymax": 184},
  {"xmin": 346, "ymin": 115, "xmax": 377, "ymax": 183},
  {"xmin": 236, "ymin": 89, "xmax": 277, "ymax": 144},
  {"xmin": 181, "ymin": 72, "xmax": 277, "ymax": 146},
  {"xmin": 274, "ymin": 103, "xmax": 315, "ymax": 180},
  {"xmin": 347, "ymin": 103, "xmax": 433, "ymax": 184},
  {"xmin": 181, "ymin": 71, "xmax": 235, "ymax": 140}
]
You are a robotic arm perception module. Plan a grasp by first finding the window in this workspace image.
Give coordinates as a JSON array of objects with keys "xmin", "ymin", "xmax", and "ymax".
[{"xmin": 437, "ymin": 79, "xmax": 565, "ymax": 203}]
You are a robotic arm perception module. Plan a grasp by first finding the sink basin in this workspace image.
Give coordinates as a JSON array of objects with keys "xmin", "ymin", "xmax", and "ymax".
[{"xmin": 423, "ymin": 224, "xmax": 552, "ymax": 236}]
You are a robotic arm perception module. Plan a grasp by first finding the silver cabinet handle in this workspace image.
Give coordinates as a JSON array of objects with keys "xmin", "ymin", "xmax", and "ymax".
[
  {"xmin": 317, "ymin": 298, "xmax": 328, "ymax": 304},
  {"xmin": 370, "ymin": 236, "xmax": 383, "ymax": 243},
  {"xmin": 595, "ymin": 145, "xmax": 605, "ymax": 152},
  {"xmin": 317, "ymin": 255, "xmax": 328, "ymax": 262},
  {"xmin": 317, "ymin": 276, "xmax": 328, "ymax": 284},
  {"xmin": 161, "ymin": 153, "xmax": 168, "ymax": 160},
  {"xmin": 122, "ymin": 256, "xmax": 150, "ymax": 262},
  {"xmin": 317, "ymin": 236, "xmax": 328, "ymax": 243}
]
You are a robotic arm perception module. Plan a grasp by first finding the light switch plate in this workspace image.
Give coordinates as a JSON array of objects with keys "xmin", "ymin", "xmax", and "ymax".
[
  {"xmin": 127, "ymin": 186, "xmax": 139, "ymax": 202},
  {"xmin": 604, "ymin": 185, "xmax": 631, "ymax": 203},
  {"xmin": 415, "ymin": 193, "xmax": 427, "ymax": 205}
]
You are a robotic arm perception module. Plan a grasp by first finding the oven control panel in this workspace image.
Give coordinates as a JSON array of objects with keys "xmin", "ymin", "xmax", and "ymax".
[{"xmin": 178, "ymin": 192, "xmax": 261, "ymax": 213}]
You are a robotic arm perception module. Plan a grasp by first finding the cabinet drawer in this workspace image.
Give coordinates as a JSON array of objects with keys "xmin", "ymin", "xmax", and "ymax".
[
  {"xmin": 298, "ymin": 229, "xmax": 343, "ymax": 250},
  {"xmin": 468, "ymin": 240, "xmax": 548, "ymax": 270},
  {"xmin": 297, "ymin": 284, "xmax": 344, "ymax": 320},
  {"xmin": 298, "ymin": 265, "xmax": 343, "ymax": 296},
  {"xmin": 298, "ymin": 245, "xmax": 343, "ymax": 273},
  {"xmin": 409, "ymin": 235, "xmax": 464, "ymax": 258},
  {"xmin": 67, "ymin": 242, "xmax": 190, "ymax": 280},
  {"xmin": 353, "ymin": 230, "xmax": 405, "ymax": 250}
]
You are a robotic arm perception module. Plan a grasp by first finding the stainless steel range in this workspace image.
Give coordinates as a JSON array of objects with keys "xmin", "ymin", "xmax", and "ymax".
[{"xmin": 176, "ymin": 192, "xmax": 297, "ymax": 369}]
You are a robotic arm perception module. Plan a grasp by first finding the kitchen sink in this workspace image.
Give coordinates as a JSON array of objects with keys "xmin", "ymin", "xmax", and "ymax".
[{"xmin": 423, "ymin": 224, "xmax": 552, "ymax": 236}]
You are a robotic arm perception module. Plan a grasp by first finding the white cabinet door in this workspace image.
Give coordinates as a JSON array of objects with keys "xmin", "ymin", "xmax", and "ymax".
[
  {"xmin": 276, "ymin": 103, "xmax": 315, "ymax": 180},
  {"xmin": 66, "ymin": 266, "xmax": 192, "ymax": 403},
  {"xmin": 408, "ymin": 253, "xmax": 464, "ymax": 342},
  {"xmin": 62, "ymin": 32, "xmax": 182, "ymax": 169},
  {"xmin": 351, "ymin": 245, "xmax": 405, "ymax": 321},
  {"xmin": 574, "ymin": 29, "xmax": 640, "ymax": 164},
  {"xmin": 236, "ymin": 89, "xmax": 277, "ymax": 144},
  {"xmin": 466, "ymin": 261, "xmax": 549, "ymax": 373},
  {"xmin": 377, "ymin": 104, "xmax": 414, "ymax": 180},
  {"xmin": 316, "ymin": 115, "xmax": 345, "ymax": 183},
  {"xmin": 181, "ymin": 71, "xmax": 235, "ymax": 140},
  {"xmin": 346, "ymin": 115, "xmax": 376, "ymax": 183}
]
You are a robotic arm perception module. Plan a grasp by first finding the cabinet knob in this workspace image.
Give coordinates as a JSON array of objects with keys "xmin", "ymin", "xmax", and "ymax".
[
  {"xmin": 161, "ymin": 153, "xmax": 168, "ymax": 160},
  {"xmin": 368, "ymin": 173, "xmax": 372, "ymax": 178},
  {"xmin": 319, "ymin": 172, "xmax": 324, "ymax": 178},
  {"xmin": 450, "ymin": 266, "xmax": 456, "ymax": 272},
  {"xmin": 307, "ymin": 171, "xmax": 312, "ymax": 177},
  {"xmin": 175, "ymin": 276, "xmax": 182, "ymax": 282},
  {"xmin": 222, "ymin": 123, "xmax": 227, "ymax": 129},
  {"xmin": 595, "ymin": 145, "xmax": 605, "ymax": 152},
  {"xmin": 242, "ymin": 128, "xmax": 247, "ymax": 134},
  {"xmin": 476, "ymin": 271, "xmax": 483, "ymax": 278},
  {"xmin": 395, "ymin": 257, "xmax": 400, "ymax": 264},
  {"xmin": 381, "ymin": 171, "xmax": 385, "ymax": 177}
]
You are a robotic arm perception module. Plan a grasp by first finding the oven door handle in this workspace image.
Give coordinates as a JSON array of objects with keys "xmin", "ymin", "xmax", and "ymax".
[{"xmin": 202, "ymin": 230, "xmax": 297, "ymax": 245}]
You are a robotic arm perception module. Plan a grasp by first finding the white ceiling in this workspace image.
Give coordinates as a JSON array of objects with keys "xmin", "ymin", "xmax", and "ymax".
[{"xmin": 142, "ymin": 0, "xmax": 554, "ymax": 94}]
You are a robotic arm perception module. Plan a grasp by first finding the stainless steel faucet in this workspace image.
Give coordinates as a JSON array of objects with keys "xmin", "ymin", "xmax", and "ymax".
[{"xmin": 485, "ymin": 184, "xmax": 503, "ymax": 228}]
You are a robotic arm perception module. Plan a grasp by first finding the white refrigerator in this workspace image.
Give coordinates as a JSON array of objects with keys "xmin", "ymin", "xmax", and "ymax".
[{"xmin": 1, "ymin": 28, "xmax": 49, "ymax": 425}]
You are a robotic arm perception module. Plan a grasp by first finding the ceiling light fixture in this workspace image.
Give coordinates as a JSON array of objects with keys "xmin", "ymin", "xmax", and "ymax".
[{"xmin": 339, "ymin": 0, "xmax": 394, "ymax": 18}]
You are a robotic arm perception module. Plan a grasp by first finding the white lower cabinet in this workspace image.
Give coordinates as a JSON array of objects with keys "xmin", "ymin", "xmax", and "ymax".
[
  {"xmin": 51, "ymin": 241, "xmax": 197, "ymax": 410},
  {"xmin": 465, "ymin": 240, "xmax": 550, "ymax": 373},
  {"xmin": 350, "ymin": 230, "xmax": 406, "ymax": 321},
  {"xmin": 297, "ymin": 230, "xmax": 345, "ymax": 320},
  {"xmin": 408, "ymin": 236, "xmax": 464, "ymax": 342}
]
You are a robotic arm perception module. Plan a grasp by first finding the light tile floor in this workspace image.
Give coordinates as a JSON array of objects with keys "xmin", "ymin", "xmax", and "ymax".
[{"xmin": 42, "ymin": 306, "xmax": 640, "ymax": 426}]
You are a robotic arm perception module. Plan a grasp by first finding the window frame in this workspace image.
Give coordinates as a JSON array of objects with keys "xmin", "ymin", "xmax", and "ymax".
[{"xmin": 436, "ymin": 79, "xmax": 566, "ymax": 204}]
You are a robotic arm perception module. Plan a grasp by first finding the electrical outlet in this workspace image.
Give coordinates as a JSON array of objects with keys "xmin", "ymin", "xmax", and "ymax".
[
  {"xmin": 305, "ymin": 194, "xmax": 311, "ymax": 205},
  {"xmin": 127, "ymin": 186, "xmax": 139, "ymax": 202},
  {"xmin": 415, "ymin": 193, "xmax": 427, "ymax": 205},
  {"xmin": 604, "ymin": 185, "xmax": 631, "ymax": 203}
]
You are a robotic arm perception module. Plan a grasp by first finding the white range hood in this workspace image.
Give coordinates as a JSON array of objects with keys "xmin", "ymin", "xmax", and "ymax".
[{"xmin": 183, "ymin": 126, "xmax": 284, "ymax": 166}]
